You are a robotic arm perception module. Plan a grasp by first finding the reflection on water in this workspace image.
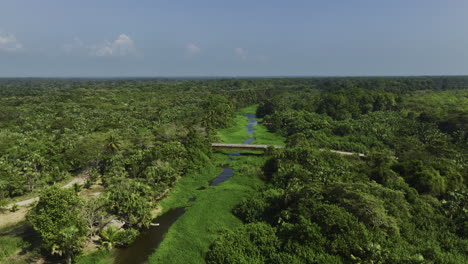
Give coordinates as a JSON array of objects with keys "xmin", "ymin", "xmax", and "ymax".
[
  {"xmin": 115, "ymin": 113, "xmax": 259, "ymax": 263},
  {"xmin": 113, "ymin": 207, "xmax": 186, "ymax": 264},
  {"xmin": 244, "ymin": 113, "xmax": 258, "ymax": 135},
  {"xmin": 243, "ymin": 138, "xmax": 255, "ymax": 144},
  {"xmin": 209, "ymin": 167, "xmax": 234, "ymax": 186},
  {"xmin": 210, "ymin": 113, "xmax": 257, "ymax": 186}
]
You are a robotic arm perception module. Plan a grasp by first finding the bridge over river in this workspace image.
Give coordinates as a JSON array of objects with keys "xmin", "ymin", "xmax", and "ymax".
[{"xmin": 211, "ymin": 143, "xmax": 365, "ymax": 157}]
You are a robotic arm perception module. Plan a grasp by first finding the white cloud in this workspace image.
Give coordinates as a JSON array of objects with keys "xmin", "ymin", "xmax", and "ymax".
[
  {"xmin": 63, "ymin": 37, "xmax": 84, "ymax": 53},
  {"xmin": 0, "ymin": 32, "xmax": 23, "ymax": 52},
  {"xmin": 62, "ymin": 34, "xmax": 137, "ymax": 57},
  {"xmin": 91, "ymin": 34, "xmax": 136, "ymax": 57},
  {"xmin": 186, "ymin": 43, "xmax": 201, "ymax": 55},
  {"xmin": 234, "ymin": 47, "xmax": 247, "ymax": 60}
]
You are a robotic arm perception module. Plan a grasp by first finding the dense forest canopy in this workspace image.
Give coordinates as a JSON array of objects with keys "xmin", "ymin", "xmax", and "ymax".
[{"xmin": 0, "ymin": 77, "xmax": 467, "ymax": 263}]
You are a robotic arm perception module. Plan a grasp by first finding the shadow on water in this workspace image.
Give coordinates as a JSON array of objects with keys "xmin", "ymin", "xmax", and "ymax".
[
  {"xmin": 113, "ymin": 207, "xmax": 186, "ymax": 264},
  {"xmin": 209, "ymin": 168, "xmax": 234, "ymax": 186},
  {"xmin": 227, "ymin": 150, "xmax": 240, "ymax": 161},
  {"xmin": 235, "ymin": 152, "xmax": 263, "ymax": 157}
]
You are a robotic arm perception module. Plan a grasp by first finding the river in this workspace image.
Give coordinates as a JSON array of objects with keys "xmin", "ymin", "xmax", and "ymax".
[{"xmin": 113, "ymin": 113, "xmax": 258, "ymax": 264}]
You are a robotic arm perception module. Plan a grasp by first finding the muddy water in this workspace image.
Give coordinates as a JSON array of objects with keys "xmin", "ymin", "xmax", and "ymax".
[{"xmin": 113, "ymin": 207, "xmax": 185, "ymax": 264}]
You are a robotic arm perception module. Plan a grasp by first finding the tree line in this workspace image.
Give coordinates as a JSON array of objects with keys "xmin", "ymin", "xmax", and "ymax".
[
  {"xmin": 0, "ymin": 77, "xmax": 466, "ymax": 263},
  {"xmin": 206, "ymin": 84, "xmax": 467, "ymax": 263}
]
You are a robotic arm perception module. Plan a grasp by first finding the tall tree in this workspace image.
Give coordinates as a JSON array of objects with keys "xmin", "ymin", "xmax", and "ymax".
[{"xmin": 27, "ymin": 187, "xmax": 88, "ymax": 263}]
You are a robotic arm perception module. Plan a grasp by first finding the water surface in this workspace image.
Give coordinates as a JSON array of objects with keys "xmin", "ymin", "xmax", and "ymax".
[
  {"xmin": 114, "ymin": 112, "xmax": 259, "ymax": 263},
  {"xmin": 113, "ymin": 207, "xmax": 186, "ymax": 264},
  {"xmin": 209, "ymin": 113, "xmax": 257, "ymax": 186}
]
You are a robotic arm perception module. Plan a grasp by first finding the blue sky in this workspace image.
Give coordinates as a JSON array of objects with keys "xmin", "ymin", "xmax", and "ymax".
[{"xmin": 0, "ymin": 0, "xmax": 467, "ymax": 77}]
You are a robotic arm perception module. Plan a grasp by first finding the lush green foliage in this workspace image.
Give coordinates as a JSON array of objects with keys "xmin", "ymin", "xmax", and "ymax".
[
  {"xmin": 206, "ymin": 84, "xmax": 468, "ymax": 263},
  {"xmin": 1, "ymin": 77, "xmax": 467, "ymax": 263},
  {"xmin": 27, "ymin": 187, "xmax": 88, "ymax": 262},
  {"xmin": 99, "ymin": 226, "xmax": 139, "ymax": 249},
  {"xmin": 149, "ymin": 106, "xmax": 282, "ymax": 264}
]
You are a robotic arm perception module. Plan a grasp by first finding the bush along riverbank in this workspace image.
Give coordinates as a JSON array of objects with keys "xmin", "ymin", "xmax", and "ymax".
[
  {"xmin": 75, "ymin": 105, "xmax": 283, "ymax": 264},
  {"xmin": 146, "ymin": 106, "xmax": 284, "ymax": 264}
]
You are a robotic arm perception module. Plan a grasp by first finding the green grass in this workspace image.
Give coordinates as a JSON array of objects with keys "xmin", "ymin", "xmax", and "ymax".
[
  {"xmin": 156, "ymin": 156, "xmax": 224, "ymax": 213},
  {"xmin": 147, "ymin": 105, "xmax": 284, "ymax": 264},
  {"xmin": 216, "ymin": 105, "xmax": 285, "ymax": 145},
  {"xmin": 148, "ymin": 154, "xmax": 267, "ymax": 264},
  {"xmin": 76, "ymin": 105, "xmax": 284, "ymax": 264},
  {"xmin": 215, "ymin": 114, "xmax": 250, "ymax": 143},
  {"xmin": 75, "ymin": 249, "xmax": 113, "ymax": 264},
  {"xmin": 252, "ymin": 122, "xmax": 285, "ymax": 145},
  {"xmin": 0, "ymin": 236, "xmax": 29, "ymax": 263},
  {"xmin": 239, "ymin": 105, "xmax": 258, "ymax": 115}
]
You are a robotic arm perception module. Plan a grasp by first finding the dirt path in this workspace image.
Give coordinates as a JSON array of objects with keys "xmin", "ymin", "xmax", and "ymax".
[
  {"xmin": 62, "ymin": 174, "xmax": 88, "ymax": 188},
  {"xmin": 0, "ymin": 172, "xmax": 89, "ymax": 229}
]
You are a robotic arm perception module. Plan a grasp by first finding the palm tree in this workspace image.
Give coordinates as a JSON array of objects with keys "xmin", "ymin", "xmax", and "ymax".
[
  {"xmin": 100, "ymin": 225, "xmax": 121, "ymax": 249},
  {"xmin": 105, "ymin": 135, "xmax": 122, "ymax": 154}
]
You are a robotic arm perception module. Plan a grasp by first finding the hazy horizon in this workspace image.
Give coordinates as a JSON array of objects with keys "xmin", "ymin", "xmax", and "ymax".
[
  {"xmin": 1, "ymin": 74, "xmax": 468, "ymax": 79},
  {"xmin": 1, "ymin": 0, "xmax": 467, "ymax": 77}
]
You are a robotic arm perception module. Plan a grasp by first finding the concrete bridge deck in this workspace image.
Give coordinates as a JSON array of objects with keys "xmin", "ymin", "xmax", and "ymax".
[
  {"xmin": 211, "ymin": 143, "xmax": 365, "ymax": 157},
  {"xmin": 211, "ymin": 143, "xmax": 283, "ymax": 151}
]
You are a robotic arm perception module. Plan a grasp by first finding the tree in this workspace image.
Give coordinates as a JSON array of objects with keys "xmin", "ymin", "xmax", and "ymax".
[
  {"xmin": 201, "ymin": 95, "xmax": 235, "ymax": 131},
  {"xmin": 206, "ymin": 223, "xmax": 281, "ymax": 264},
  {"xmin": 105, "ymin": 134, "xmax": 122, "ymax": 154},
  {"xmin": 106, "ymin": 178, "xmax": 153, "ymax": 227},
  {"xmin": 82, "ymin": 197, "xmax": 113, "ymax": 237},
  {"xmin": 100, "ymin": 225, "xmax": 139, "ymax": 249},
  {"xmin": 27, "ymin": 186, "xmax": 88, "ymax": 263}
]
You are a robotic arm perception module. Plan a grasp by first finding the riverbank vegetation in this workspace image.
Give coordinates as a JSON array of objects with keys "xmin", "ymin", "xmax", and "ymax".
[
  {"xmin": 148, "ymin": 105, "xmax": 282, "ymax": 264},
  {"xmin": 0, "ymin": 77, "xmax": 467, "ymax": 263},
  {"xmin": 206, "ymin": 85, "xmax": 468, "ymax": 263}
]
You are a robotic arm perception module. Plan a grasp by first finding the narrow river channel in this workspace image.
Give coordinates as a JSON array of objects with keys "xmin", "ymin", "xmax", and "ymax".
[
  {"xmin": 210, "ymin": 113, "xmax": 257, "ymax": 185},
  {"xmin": 113, "ymin": 113, "xmax": 258, "ymax": 264}
]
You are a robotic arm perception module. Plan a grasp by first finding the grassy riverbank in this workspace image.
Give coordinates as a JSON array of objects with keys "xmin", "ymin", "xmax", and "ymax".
[
  {"xmin": 75, "ymin": 250, "xmax": 113, "ymax": 264},
  {"xmin": 147, "ymin": 105, "xmax": 284, "ymax": 263},
  {"xmin": 216, "ymin": 105, "xmax": 284, "ymax": 145},
  {"xmin": 148, "ymin": 154, "xmax": 266, "ymax": 264},
  {"xmin": 76, "ymin": 105, "xmax": 284, "ymax": 264}
]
